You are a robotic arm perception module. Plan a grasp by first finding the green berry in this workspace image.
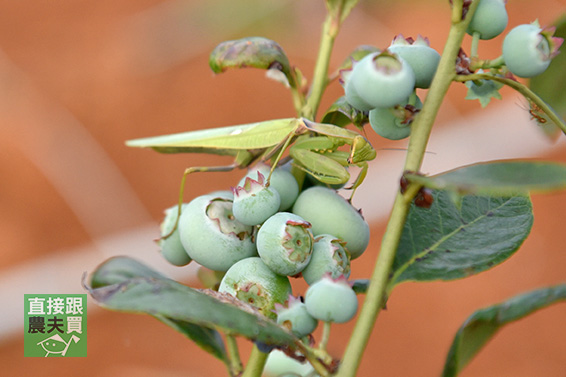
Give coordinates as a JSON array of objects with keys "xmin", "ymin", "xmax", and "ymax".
[
  {"xmin": 292, "ymin": 187, "xmax": 370, "ymax": 259},
  {"xmin": 305, "ymin": 275, "xmax": 358, "ymax": 323},
  {"xmin": 347, "ymin": 51, "xmax": 416, "ymax": 109},
  {"xmin": 503, "ymin": 22, "xmax": 563, "ymax": 78},
  {"xmin": 388, "ymin": 35, "xmax": 440, "ymax": 88},
  {"xmin": 466, "ymin": 0, "xmax": 508, "ymax": 40},
  {"xmin": 275, "ymin": 295, "xmax": 318, "ymax": 337},
  {"xmin": 368, "ymin": 94, "xmax": 422, "ymax": 140},
  {"xmin": 179, "ymin": 194, "xmax": 257, "ymax": 271},
  {"xmin": 238, "ymin": 162, "xmax": 299, "ymax": 211},
  {"xmin": 344, "ymin": 76, "xmax": 375, "ymax": 112},
  {"xmin": 219, "ymin": 257, "xmax": 292, "ymax": 319},
  {"xmin": 159, "ymin": 204, "xmax": 192, "ymax": 266},
  {"xmin": 302, "ymin": 235, "xmax": 351, "ymax": 285},
  {"xmin": 264, "ymin": 350, "xmax": 317, "ymax": 377},
  {"xmin": 233, "ymin": 172, "xmax": 280, "ymax": 226},
  {"xmin": 257, "ymin": 212, "xmax": 314, "ymax": 276}
]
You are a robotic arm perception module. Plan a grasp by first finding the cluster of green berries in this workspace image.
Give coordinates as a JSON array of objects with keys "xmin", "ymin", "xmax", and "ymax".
[
  {"xmin": 466, "ymin": 0, "xmax": 562, "ymax": 78},
  {"xmin": 342, "ymin": 35, "xmax": 440, "ymax": 140},
  {"xmin": 158, "ymin": 162, "xmax": 368, "ymax": 335},
  {"xmin": 342, "ymin": 0, "xmax": 562, "ymax": 139}
]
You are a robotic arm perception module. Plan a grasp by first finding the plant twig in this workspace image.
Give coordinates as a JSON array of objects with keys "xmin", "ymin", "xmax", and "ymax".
[
  {"xmin": 455, "ymin": 73, "xmax": 566, "ymax": 134},
  {"xmin": 289, "ymin": 70, "xmax": 307, "ymax": 115},
  {"xmin": 295, "ymin": 342, "xmax": 332, "ymax": 377},
  {"xmin": 336, "ymin": 1, "xmax": 481, "ymax": 375},
  {"xmin": 470, "ymin": 55, "xmax": 505, "ymax": 70},
  {"xmin": 226, "ymin": 335, "xmax": 243, "ymax": 376},
  {"xmin": 242, "ymin": 344, "xmax": 269, "ymax": 377},
  {"xmin": 303, "ymin": 13, "xmax": 339, "ymax": 120},
  {"xmin": 319, "ymin": 322, "xmax": 332, "ymax": 351},
  {"xmin": 471, "ymin": 31, "xmax": 480, "ymax": 58}
]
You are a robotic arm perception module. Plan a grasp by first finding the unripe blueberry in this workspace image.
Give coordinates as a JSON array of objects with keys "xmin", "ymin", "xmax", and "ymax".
[
  {"xmin": 369, "ymin": 95, "xmax": 422, "ymax": 140},
  {"xmin": 158, "ymin": 204, "xmax": 191, "ymax": 266},
  {"xmin": 257, "ymin": 212, "xmax": 314, "ymax": 276},
  {"xmin": 264, "ymin": 349, "xmax": 317, "ymax": 377},
  {"xmin": 346, "ymin": 51, "xmax": 416, "ymax": 109},
  {"xmin": 292, "ymin": 187, "xmax": 370, "ymax": 259},
  {"xmin": 238, "ymin": 162, "xmax": 299, "ymax": 211},
  {"xmin": 341, "ymin": 57, "xmax": 376, "ymax": 112},
  {"xmin": 219, "ymin": 257, "xmax": 292, "ymax": 319},
  {"xmin": 388, "ymin": 35, "xmax": 440, "ymax": 88},
  {"xmin": 466, "ymin": 0, "xmax": 508, "ymax": 40},
  {"xmin": 302, "ymin": 235, "xmax": 351, "ymax": 285},
  {"xmin": 305, "ymin": 275, "xmax": 358, "ymax": 323},
  {"xmin": 275, "ymin": 295, "xmax": 318, "ymax": 337},
  {"xmin": 344, "ymin": 76, "xmax": 375, "ymax": 112},
  {"xmin": 179, "ymin": 194, "xmax": 257, "ymax": 271},
  {"xmin": 232, "ymin": 172, "xmax": 280, "ymax": 226},
  {"xmin": 503, "ymin": 22, "xmax": 563, "ymax": 78}
]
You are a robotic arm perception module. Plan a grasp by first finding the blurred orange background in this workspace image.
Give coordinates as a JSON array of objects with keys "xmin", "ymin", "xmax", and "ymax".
[{"xmin": 1, "ymin": 0, "xmax": 565, "ymax": 376}]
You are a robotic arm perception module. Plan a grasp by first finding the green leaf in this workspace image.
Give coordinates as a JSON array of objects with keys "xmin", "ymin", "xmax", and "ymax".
[
  {"xmin": 209, "ymin": 37, "xmax": 293, "ymax": 85},
  {"xmin": 529, "ymin": 15, "xmax": 566, "ymax": 137},
  {"xmin": 351, "ymin": 279, "xmax": 369, "ymax": 294},
  {"xmin": 89, "ymin": 257, "xmax": 229, "ymax": 360},
  {"xmin": 86, "ymin": 257, "xmax": 297, "ymax": 349},
  {"xmin": 321, "ymin": 96, "xmax": 368, "ymax": 130},
  {"xmin": 89, "ymin": 257, "xmax": 228, "ymax": 361},
  {"xmin": 442, "ymin": 284, "xmax": 566, "ymax": 377},
  {"xmin": 389, "ymin": 191, "xmax": 533, "ymax": 286},
  {"xmin": 405, "ymin": 160, "xmax": 566, "ymax": 196},
  {"xmin": 90, "ymin": 256, "xmax": 167, "ymax": 288},
  {"xmin": 154, "ymin": 315, "xmax": 227, "ymax": 362}
]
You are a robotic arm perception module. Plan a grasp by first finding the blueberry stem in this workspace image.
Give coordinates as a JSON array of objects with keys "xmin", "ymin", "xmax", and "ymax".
[
  {"xmin": 471, "ymin": 31, "xmax": 481, "ymax": 58},
  {"xmin": 319, "ymin": 321, "xmax": 332, "ymax": 351},
  {"xmin": 408, "ymin": 90, "xmax": 418, "ymax": 107},
  {"xmin": 242, "ymin": 344, "xmax": 269, "ymax": 377},
  {"xmin": 303, "ymin": 13, "xmax": 338, "ymax": 120},
  {"xmin": 337, "ymin": 1, "xmax": 482, "ymax": 376},
  {"xmin": 455, "ymin": 73, "xmax": 566, "ymax": 134},
  {"xmin": 470, "ymin": 55, "xmax": 505, "ymax": 70},
  {"xmin": 289, "ymin": 70, "xmax": 307, "ymax": 115},
  {"xmin": 226, "ymin": 334, "xmax": 243, "ymax": 376},
  {"xmin": 303, "ymin": 0, "xmax": 360, "ymax": 120},
  {"xmin": 297, "ymin": 343, "xmax": 332, "ymax": 377},
  {"xmin": 451, "ymin": 0, "xmax": 464, "ymax": 24}
]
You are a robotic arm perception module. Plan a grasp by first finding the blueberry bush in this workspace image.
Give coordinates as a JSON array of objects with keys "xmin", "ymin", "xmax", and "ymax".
[{"xmin": 85, "ymin": 1, "xmax": 566, "ymax": 376}]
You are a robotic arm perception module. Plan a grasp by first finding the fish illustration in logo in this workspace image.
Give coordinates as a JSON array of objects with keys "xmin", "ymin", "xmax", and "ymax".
[{"xmin": 37, "ymin": 334, "xmax": 80, "ymax": 357}]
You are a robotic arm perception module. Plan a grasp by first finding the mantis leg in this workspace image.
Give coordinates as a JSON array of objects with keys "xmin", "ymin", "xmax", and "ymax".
[
  {"xmin": 261, "ymin": 124, "xmax": 302, "ymax": 185},
  {"xmin": 345, "ymin": 162, "xmax": 368, "ymax": 202},
  {"xmin": 161, "ymin": 163, "xmax": 239, "ymax": 241}
]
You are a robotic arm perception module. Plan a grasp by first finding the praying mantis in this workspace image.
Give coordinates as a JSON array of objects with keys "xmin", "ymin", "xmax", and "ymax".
[{"xmin": 126, "ymin": 117, "xmax": 376, "ymax": 238}]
